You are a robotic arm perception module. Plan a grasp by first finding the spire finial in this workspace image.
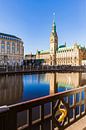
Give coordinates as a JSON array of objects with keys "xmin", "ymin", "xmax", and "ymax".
[
  {"xmin": 53, "ymin": 12, "xmax": 55, "ymax": 21},
  {"xmin": 52, "ymin": 12, "xmax": 56, "ymax": 33}
]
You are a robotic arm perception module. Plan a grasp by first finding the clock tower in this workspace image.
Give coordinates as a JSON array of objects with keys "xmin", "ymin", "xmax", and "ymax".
[{"xmin": 50, "ymin": 17, "xmax": 58, "ymax": 65}]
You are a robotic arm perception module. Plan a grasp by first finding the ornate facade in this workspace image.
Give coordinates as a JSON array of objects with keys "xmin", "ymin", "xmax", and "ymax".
[
  {"xmin": 36, "ymin": 19, "xmax": 86, "ymax": 66},
  {"xmin": 0, "ymin": 33, "xmax": 24, "ymax": 65}
]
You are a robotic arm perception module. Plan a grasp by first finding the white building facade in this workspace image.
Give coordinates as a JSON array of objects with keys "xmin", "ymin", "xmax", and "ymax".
[{"xmin": 0, "ymin": 33, "xmax": 24, "ymax": 65}]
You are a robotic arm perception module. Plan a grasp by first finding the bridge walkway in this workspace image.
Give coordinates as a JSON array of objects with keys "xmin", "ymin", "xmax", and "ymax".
[{"xmin": 66, "ymin": 115, "xmax": 86, "ymax": 130}]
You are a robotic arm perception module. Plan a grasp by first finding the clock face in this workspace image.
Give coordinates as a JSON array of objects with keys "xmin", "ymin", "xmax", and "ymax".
[
  {"xmin": 50, "ymin": 38, "xmax": 57, "ymax": 43},
  {"xmin": 50, "ymin": 38, "xmax": 53, "ymax": 43}
]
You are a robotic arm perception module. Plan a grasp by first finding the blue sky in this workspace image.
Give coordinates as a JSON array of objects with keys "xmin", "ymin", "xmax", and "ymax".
[{"xmin": 0, "ymin": 0, "xmax": 86, "ymax": 54}]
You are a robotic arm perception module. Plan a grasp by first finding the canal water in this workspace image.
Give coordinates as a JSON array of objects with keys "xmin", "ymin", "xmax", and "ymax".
[
  {"xmin": 0, "ymin": 72, "xmax": 86, "ymax": 106},
  {"xmin": 0, "ymin": 72, "xmax": 86, "ymax": 130}
]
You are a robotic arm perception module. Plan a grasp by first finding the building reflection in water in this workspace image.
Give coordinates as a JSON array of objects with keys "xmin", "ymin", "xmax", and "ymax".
[
  {"xmin": 44, "ymin": 72, "xmax": 86, "ymax": 95},
  {"xmin": 0, "ymin": 73, "xmax": 86, "ymax": 130},
  {"xmin": 0, "ymin": 74, "xmax": 23, "ymax": 106},
  {"xmin": 0, "ymin": 72, "xmax": 86, "ymax": 106}
]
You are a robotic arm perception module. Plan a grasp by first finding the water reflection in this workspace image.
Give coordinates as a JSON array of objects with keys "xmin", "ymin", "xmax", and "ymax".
[
  {"xmin": 0, "ymin": 72, "xmax": 86, "ymax": 106},
  {"xmin": 44, "ymin": 72, "xmax": 86, "ymax": 94},
  {"xmin": 0, "ymin": 75, "xmax": 23, "ymax": 106}
]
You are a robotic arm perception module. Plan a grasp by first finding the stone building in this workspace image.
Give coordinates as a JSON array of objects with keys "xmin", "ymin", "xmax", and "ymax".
[
  {"xmin": 35, "ymin": 19, "xmax": 86, "ymax": 66},
  {"xmin": 0, "ymin": 33, "xmax": 24, "ymax": 65}
]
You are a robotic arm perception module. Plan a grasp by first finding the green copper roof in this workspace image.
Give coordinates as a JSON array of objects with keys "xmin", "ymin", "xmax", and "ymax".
[
  {"xmin": 40, "ymin": 50, "xmax": 49, "ymax": 54},
  {"xmin": 36, "ymin": 50, "xmax": 50, "ymax": 54},
  {"xmin": 57, "ymin": 46, "xmax": 73, "ymax": 52},
  {"xmin": 52, "ymin": 21, "xmax": 56, "ymax": 33},
  {"xmin": 59, "ymin": 44, "xmax": 66, "ymax": 48},
  {"xmin": 57, "ymin": 44, "xmax": 86, "ymax": 52}
]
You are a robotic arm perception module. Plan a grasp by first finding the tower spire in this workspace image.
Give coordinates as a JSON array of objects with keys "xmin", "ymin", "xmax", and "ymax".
[
  {"xmin": 52, "ymin": 12, "xmax": 56, "ymax": 33},
  {"xmin": 50, "ymin": 13, "xmax": 58, "ymax": 65},
  {"xmin": 53, "ymin": 12, "xmax": 55, "ymax": 22}
]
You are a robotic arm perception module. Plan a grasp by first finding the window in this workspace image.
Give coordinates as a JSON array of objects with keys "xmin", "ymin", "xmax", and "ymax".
[
  {"xmin": 7, "ymin": 42, "xmax": 10, "ymax": 53},
  {"xmin": 1, "ymin": 40, "xmax": 5, "ymax": 52},
  {"xmin": 12, "ymin": 42, "xmax": 15, "ymax": 53},
  {"xmin": 17, "ymin": 43, "xmax": 20, "ymax": 52}
]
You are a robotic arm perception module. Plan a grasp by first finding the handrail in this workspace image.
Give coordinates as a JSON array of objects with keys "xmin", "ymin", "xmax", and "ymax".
[
  {"xmin": 9, "ymin": 86, "xmax": 85, "ymax": 110},
  {"xmin": 0, "ymin": 86, "xmax": 86, "ymax": 130}
]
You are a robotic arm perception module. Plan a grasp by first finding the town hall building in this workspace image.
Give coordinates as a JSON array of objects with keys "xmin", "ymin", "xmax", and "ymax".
[{"xmin": 26, "ymin": 19, "xmax": 86, "ymax": 66}]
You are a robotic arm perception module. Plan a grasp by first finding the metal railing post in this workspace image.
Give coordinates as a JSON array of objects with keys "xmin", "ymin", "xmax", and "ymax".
[
  {"xmin": 0, "ymin": 106, "xmax": 9, "ymax": 130},
  {"xmin": 0, "ymin": 105, "xmax": 17, "ymax": 130}
]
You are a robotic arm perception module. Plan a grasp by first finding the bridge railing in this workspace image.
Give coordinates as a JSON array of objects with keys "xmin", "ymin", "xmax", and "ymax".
[
  {"xmin": 0, "ymin": 86, "xmax": 86, "ymax": 130},
  {"xmin": 0, "ymin": 65, "xmax": 86, "ymax": 73}
]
